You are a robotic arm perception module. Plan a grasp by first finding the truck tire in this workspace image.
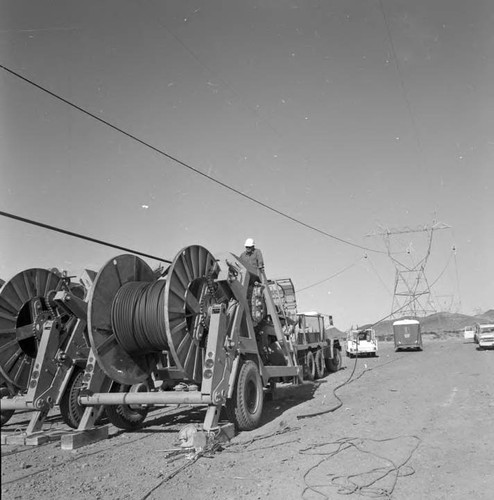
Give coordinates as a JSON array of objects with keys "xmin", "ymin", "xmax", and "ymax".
[
  {"xmin": 304, "ymin": 351, "xmax": 316, "ymax": 381},
  {"xmin": 326, "ymin": 349, "xmax": 342, "ymax": 373},
  {"xmin": 105, "ymin": 383, "xmax": 149, "ymax": 431},
  {"xmin": 315, "ymin": 349, "xmax": 326, "ymax": 379},
  {"xmin": 226, "ymin": 360, "xmax": 264, "ymax": 431}
]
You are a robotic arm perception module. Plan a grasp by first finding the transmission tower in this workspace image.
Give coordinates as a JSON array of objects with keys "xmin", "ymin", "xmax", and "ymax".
[{"xmin": 367, "ymin": 221, "xmax": 451, "ymax": 319}]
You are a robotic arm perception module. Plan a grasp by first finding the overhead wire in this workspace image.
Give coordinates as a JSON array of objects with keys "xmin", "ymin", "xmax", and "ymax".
[
  {"xmin": 0, "ymin": 63, "xmax": 385, "ymax": 255},
  {"xmin": 364, "ymin": 254, "xmax": 393, "ymax": 296},
  {"xmin": 295, "ymin": 256, "xmax": 364, "ymax": 293},
  {"xmin": 159, "ymin": 21, "xmax": 282, "ymax": 139},
  {"xmin": 0, "ymin": 209, "xmax": 172, "ymax": 263},
  {"xmin": 378, "ymin": 0, "xmax": 425, "ymax": 169}
]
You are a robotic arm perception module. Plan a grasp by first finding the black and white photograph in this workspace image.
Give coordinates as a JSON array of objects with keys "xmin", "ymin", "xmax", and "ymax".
[{"xmin": 1, "ymin": 1, "xmax": 493, "ymax": 499}]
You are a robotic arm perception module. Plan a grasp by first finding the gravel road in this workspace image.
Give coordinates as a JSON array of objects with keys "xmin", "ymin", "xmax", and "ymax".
[{"xmin": 1, "ymin": 337, "xmax": 493, "ymax": 500}]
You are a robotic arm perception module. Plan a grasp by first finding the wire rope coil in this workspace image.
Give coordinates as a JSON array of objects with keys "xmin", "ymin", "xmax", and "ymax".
[{"xmin": 111, "ymin": 280, "xmax": 169, "ymax": 355}]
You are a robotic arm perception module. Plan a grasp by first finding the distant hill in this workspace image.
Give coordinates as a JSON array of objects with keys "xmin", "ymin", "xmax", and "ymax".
[
  {"xmin": 473, "ymin": 309, "xmax": 494, "ymax": 322},
  {"xmin": 357, "ymin": 310, "xmax": 494, "ymax": 340},
  {"xmin": 324, "ymin": 326, "xmax": 346, "ymax": 340}
]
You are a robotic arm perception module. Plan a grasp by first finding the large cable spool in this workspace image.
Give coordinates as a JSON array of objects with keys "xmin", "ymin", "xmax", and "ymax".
[
  {"xmin": 87, "ymin": 246, "xmax": 221, "ymax": 386},
  {"xmin": 87, "ymin": 255, "xmax": 157, "ymax": 386},
  {"xmin": 163, "ymin": 245, "xmax": 220, "ymax": 382},
  {"xmin": 0, "ymin": 269, "xmax": 64, "ymax": 390}
]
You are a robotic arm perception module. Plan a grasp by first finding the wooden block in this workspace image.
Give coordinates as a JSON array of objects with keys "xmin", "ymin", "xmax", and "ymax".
[
  {"xmin": 25, "ymin": 433, "xmax": 53, "ymax": 446},
  {"xmin": 61, "ymin": 426, "xmax": 109, "ymax": 450},
  {"xmin": 3, "ymin": 434, "xmax": 27, "ymax": 445},
  {"xmin": 217, "ymin": 423, "xmax": 235, "ymax": 443}
]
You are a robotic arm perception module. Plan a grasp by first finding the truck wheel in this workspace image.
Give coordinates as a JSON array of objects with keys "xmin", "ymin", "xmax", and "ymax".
[
  {"xmin": 315, "ymin": 350, "xmax": 326, "ymax": 379},
  {"xmin": 326, "ymin": 349, "xmax": 342, "ymax": 373},
  {"xmin": 226, "ymin": 360, "xmax": 264, "ymax": 431},
  {"xmin": 0, "ymin": 386, "xmax": 15, "ymax": 427},
  {"xmin": 304, "ymin": 351, "xmax": 316, "ymax": 381},
  {"xmin": 105, "ymin": 383, "xmax": 149, "ymax": 431},
  {"xmin": 60, "ymin": 367, "xmax": 106, "ymax": 429}
]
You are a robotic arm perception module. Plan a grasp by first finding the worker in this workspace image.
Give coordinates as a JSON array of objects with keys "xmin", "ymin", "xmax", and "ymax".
[{"xmin": 240, "ymin": 238, "xmax": 264, "ymax": 272}]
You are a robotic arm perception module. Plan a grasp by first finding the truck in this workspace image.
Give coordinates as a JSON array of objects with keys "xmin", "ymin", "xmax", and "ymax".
[
  {"xmin": 290, "ymin": 311, "xmax": 342, "ymax": 380},
  {"xmin": 474, "ymin": 323, "xmax": 494, "ymax": 349},
  {"xmin": 346, "ymin": 328, "xmax": 378, "ymax": 357}
]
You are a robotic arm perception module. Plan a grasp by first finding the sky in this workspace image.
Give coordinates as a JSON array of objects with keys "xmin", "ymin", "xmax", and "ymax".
[{"xmin": 0, "ymin": 0, "xmax": 493, "ymax": 330}]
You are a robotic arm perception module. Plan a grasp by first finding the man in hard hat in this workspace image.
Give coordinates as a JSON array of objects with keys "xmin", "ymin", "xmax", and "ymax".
[{"xmin": 240, "ymin": 238, "xmax": 264, "ymax": 272}]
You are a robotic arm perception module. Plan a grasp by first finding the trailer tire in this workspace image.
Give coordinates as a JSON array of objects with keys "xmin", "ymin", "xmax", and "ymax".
[
  {"xmin": 326, "ymin": 349, "xmax": 342, "ymax": 373},
  {"xmin": 315, "ymin": 350, "xmax": 326, "ymax": 379},
  {"xmin": 60, "ymin": 367, "xmax": 106, "ymax": 429},
  {"xmin": 0, "ymin": 386, "xmax": 15, "ymax": 427},
  {"xmin": 105, "ymin": 383, "xmax": 149, "ymax": 431},
  {"xmin": 226, "ymin": 360, "xmax": 263, "ymax": 431},
  {"xmin": 304, "ymin": 351, "xmax": 316, "ymax": 381}
]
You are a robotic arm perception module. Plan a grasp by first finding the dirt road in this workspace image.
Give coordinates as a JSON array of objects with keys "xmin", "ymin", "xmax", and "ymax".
[{"xmin": 2, "ymin": 337, "xmax": 493, "ymax": 499}]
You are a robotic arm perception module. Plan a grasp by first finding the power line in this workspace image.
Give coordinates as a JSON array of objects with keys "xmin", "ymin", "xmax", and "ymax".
[
  {"xmin": 378, "ymin": 0, "xmax": 425, "ymax": 169},
  {"xmin": 295, "ymin": 257, "xmax": 364, "ymax": 293},
  {"xmin": 0, "ymin": 210, "xmax": 172, "ymax": 264},
  {"xmin": 0, "ymin": 63, "xmax": 385, "ymax": 255}
]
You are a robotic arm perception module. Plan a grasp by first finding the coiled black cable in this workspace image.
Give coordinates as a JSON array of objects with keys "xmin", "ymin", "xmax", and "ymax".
[{"xmin": 111, "ymin": 280, "xmax": 170, "ymax": 354}]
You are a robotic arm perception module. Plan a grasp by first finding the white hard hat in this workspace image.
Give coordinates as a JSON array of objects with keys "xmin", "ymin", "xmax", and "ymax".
[{"xmin": 244, "ymin": 238, "xmax": 255, "ymax": 247}]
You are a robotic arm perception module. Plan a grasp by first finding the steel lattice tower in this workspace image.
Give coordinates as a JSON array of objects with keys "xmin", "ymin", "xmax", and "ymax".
[{"xmin": 367, "ymin": 221, "xmax": 451, "ymax": 319}]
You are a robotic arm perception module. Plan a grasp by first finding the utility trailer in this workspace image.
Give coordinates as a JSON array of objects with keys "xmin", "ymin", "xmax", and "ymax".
[
  {"xmin": 72, "ymin": 246, "xmax": 304, "ymax": 438},
  {"xmin": 393, "ymin": 319, "xmax": 423, "ymax": 351},
  {"xmin": 77, "ymin": 245, "xmax": 346, "ymax": 441}
]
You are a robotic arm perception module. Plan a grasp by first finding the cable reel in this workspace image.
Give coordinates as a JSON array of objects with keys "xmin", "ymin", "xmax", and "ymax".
[
  {"xmin": 87, "ymin": 246, "xmax": 223, "ymax": 386},
  {"xmin": 0, "ymin": 269, "xmax": 65, "ymax": 391}
]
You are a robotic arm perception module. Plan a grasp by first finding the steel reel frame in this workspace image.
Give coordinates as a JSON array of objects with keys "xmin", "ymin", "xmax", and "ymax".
[{"xmin": 0, "ymin": 268, "xmax": 64, "ymax": 390}]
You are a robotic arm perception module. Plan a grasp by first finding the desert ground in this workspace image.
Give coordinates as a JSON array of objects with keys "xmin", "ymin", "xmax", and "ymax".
[{"xmin": 1, "ymin": 336, "xmax": 493, "ymax": 500}]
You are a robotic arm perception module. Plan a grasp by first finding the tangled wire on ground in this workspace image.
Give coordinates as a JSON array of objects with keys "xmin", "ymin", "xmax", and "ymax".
[{"xmin": 300, "ymin": 435, "xmax": 421, "ymax": 499}]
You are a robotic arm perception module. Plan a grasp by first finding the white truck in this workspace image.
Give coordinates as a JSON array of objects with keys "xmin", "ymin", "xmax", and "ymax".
[
  {"xmin": 346, "ymin": 328, "xmax": 378, "ymax": 357},
  {"xmin": 474, "ymin": 323, "xmax": 494, "ymax": 349}
]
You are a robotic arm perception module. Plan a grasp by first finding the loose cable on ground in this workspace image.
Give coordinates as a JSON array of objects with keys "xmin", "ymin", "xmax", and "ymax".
[{"xmin": 300, "ymin": 435, "xmax": 421, "ymax": 499}]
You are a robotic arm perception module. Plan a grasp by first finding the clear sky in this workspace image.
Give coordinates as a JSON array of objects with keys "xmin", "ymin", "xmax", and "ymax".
[{"xmin": 1, "ymin": 0, "xmax": 493, "ymax": 330}]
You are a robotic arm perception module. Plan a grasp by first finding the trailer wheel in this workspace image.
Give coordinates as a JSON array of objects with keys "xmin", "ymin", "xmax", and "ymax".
[
  {"xmin": 105, "ymin": 383, "xmax": 149, "ymax": 431},
  {"xmin": 315, "ymin": 350, "xmax": 326, "ymax": 379},
  {"xmin": 0, "ymin": 386, "xmax": 15, "ymax": 427},
  {"xmin": 60, "ymin": 367, "xmax": 106, "ymax": 429},
  {"xmin": 304, "ymin": 351, "xmax": 316, "ymax": 381},
  {"xmin": 326, "ymin": 349, "xmax": 342, "ymax": 373},
  {"xmin": 226, "ymin": 360, "xmax": 264, "ymax": 431}
]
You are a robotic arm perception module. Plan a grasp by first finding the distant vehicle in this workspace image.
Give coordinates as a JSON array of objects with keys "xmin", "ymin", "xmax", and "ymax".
[
  {"xmin": 293, "ymin": 312, "xmax": 342, "ymax": 379},
  {"xmin": 346, "ymin": 328, "xmax": 378, "ymax": 357},
  {"xmin": 463, "ymin": 326, "xmax": 475, "ymax": 341},
  {"xmin": 474, "ymin": 323, "xmax": 494, "ymax": 349},
  {"xmin": 392, "ymin": 319, "xmax": 423, "ymax": 351}
]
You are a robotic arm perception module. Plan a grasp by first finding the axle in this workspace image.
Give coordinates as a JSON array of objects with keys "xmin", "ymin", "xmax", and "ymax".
[{"xmin": 79, "ymin": 390, "xmax": 212, "ymax": 406}]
